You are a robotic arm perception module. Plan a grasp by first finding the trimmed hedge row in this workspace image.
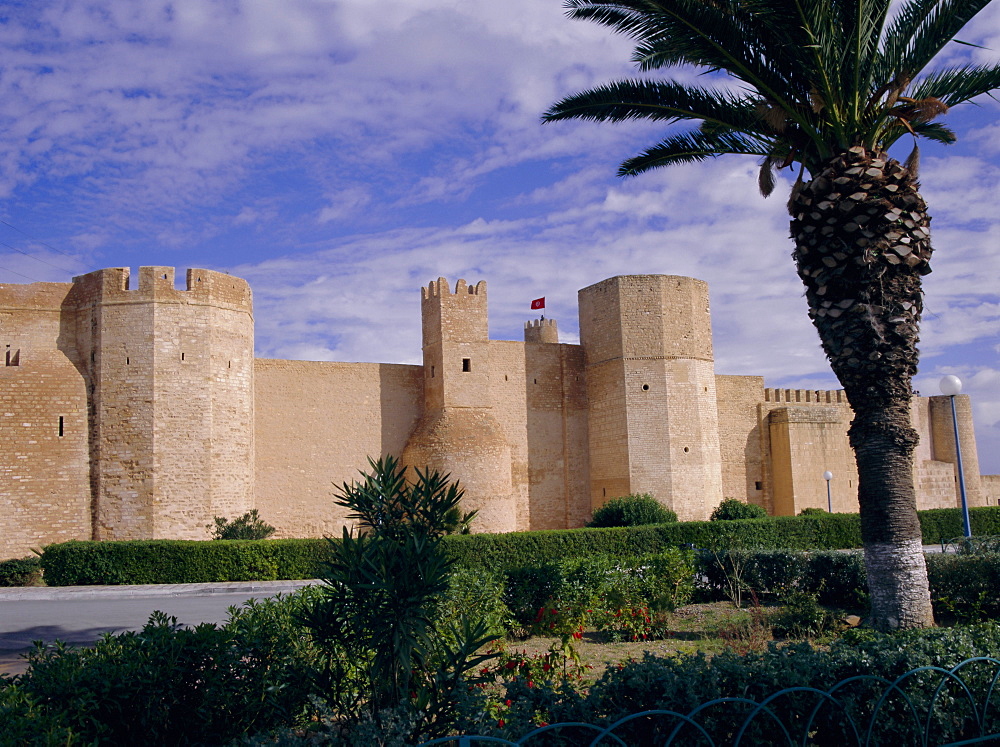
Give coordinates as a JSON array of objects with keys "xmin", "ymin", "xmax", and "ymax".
[
  {"xmin": 39, "ymin": 506, "xmax": 1000, "ymax": 586},
  {"xmin": 40, "ymin": 539, "xmax": 331, "ymax": 586}
]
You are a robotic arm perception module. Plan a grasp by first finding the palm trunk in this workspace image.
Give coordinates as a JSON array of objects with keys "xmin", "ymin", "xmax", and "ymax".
[{"xmin": 789, "ymin": 146, "xmax": 935, "ymax": 629}]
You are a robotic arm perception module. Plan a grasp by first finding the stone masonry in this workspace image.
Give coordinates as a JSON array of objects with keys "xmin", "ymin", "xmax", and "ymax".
[{"xmin": 0, "ymin": 268, "xmax": 992, "ymax": 558}]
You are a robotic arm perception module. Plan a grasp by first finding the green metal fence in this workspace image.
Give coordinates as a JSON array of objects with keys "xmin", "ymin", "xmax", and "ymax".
[{"xmin": 420, "ymin": 656, "xmax": 1000, "ymax": 746}]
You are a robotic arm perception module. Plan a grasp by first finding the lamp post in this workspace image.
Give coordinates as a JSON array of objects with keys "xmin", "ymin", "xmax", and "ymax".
[
  {"xmin": 940, "ymin": 374, "xmax": 972, "ymax": 538},
  {"xmin": 823, "ymin": 471, "xmax": 833, "ymax": 513}
]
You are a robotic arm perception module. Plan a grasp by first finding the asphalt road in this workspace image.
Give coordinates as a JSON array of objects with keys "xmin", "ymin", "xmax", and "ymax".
[{"xmin": 0, "ymin": 581, "xmax": 315, "ymax": 676}]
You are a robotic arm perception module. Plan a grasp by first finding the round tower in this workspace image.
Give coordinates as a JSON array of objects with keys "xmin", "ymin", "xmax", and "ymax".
[
  {"xmin": 524, "ymin": 317, "xmax": 559, "ymax": 344},
  {"xmin": 401, "ymin": 278, "xmax": 516, "ymax": 533},
  {"xmin": 71, "ymin": 266, "xmax": 254, "ymax": 540},
  {"xmin": 578, "ymin": 275, "xmax": 724, "ymax": 521}
]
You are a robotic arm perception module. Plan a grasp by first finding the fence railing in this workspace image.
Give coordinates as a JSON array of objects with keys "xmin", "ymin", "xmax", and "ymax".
[
  {"xmin": 940, "ymin": 536, "xmax": 1000, "ymax": 555},
  {"xmin": 420, "ymin": 656, "xmax": 1000, "ymax": 746}
]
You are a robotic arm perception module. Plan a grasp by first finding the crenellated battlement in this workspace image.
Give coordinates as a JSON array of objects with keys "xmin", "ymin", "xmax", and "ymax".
[
  {"xmin": 764, "ymin": 388, "xmax": 847, "ymax": 404},
  {"xmin": 421, "ymin": 277, "xmax": 487, "ymax": 301},
  {"xmin": 524, "ymin": 317, "xmax": 558, "ymax": 344},
  {"xmin": 70, "ymin": 267, "xmax": 252, "ymax": 310}
]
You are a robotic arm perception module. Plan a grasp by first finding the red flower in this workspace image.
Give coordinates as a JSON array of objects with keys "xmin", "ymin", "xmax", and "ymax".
[
  {"xmin": 498, "ymin": 719, "xmax": 505, "ymax": 727},
  {"xmin": 505, "ymin": 699, "xmax": 512, "ymax": 707}
]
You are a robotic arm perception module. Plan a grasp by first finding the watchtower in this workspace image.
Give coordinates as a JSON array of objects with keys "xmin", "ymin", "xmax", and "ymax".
[
  {"xmin": 68, "ymin": 267, "xmax": 255, "ymax": 540},
  {"xmin": 578, "ymin": 275, "xmax": 724, "ymax": 520},
  {"xmin": 402, "ymin": 278, "xmax": 516, "ymax": 532}
]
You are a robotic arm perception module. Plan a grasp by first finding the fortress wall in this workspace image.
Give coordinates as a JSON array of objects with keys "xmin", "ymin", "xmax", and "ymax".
[
  {"xmin": 0, "ymin": 282, "xmax": 91, "ymax": 559},
  {"xmin": 255, "ymin": 359, "xmax": 423, "ymax": 538},
  {"xmin": 582, "ymin": 358, "xmax": 631, "ymax": 507},
  {"xmin": 982, "ymin": 475, "xmax": 1000, "ymax": 507},
  {"xmin": 67, "ymin": 267, "xmax": 255, "ymax": 540},
  {"xmin": 579, "ymin": 275, "xmax": 723, "ymax": 521},
  {"xmin": 715, "ymin": 374, "xmax": 766, "ymax": 506},
  {"xmin": 488, "ymin": 340, "xmax": 589, "ymax": 531},
  {"xmin": 767, "ymin": 406, "xmax": 859, "ymax": 515},
  {"xmin": 484, "ymin": 341, "xmax": 530, "ymax": 529},
  {"xmin": 928, "ymin": 394, "xmax": 984, "ymax": 507}
]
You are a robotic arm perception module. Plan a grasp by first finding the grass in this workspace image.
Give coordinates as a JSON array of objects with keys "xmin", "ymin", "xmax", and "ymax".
[{"xmin": 496, "ymin": 600, "xmax": 861, "ymax": 683}]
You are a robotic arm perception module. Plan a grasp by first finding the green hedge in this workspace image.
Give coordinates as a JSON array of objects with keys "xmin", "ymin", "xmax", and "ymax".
[
  {"xmin": 38, "ymin": 506, "xmax": 1000, "ymax": 586},
  {"xmin": 40, "ymin": 539, "xmax": 333, "ymax": 586}
]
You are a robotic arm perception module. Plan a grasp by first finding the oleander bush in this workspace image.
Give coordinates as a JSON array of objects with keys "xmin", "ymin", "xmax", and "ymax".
[{"xmin": 588, "ymin": 493, "xmax": 678, "ymax": 527}]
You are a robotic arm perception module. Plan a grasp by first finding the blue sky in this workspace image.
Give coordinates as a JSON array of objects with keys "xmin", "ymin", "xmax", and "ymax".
[{"xmin": 2, "ymin": 0, "xmax": 999, "ymax": 473}]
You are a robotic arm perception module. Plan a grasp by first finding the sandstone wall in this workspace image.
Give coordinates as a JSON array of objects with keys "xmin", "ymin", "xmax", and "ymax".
[
  {"xmin": 255, "ymin": 359, "xmax": 423, "ymax": 537},
  {"xmin": 68, "ymin": 267, "xmax": 254, "ymax": 540},
  {"xmin": 487, "ymin": 339, "xmax": 590, "ymax": 530},
  {"xmin": 715, "ymin": 375, "xmax": 766, "ymax": 507},
  {"xmin": 579, "ymin": 275, "xmax": 723, "ymax": 521},
  {"xmin": 0, "ymin": 282, "xmax": 90, "ymax": 558}
]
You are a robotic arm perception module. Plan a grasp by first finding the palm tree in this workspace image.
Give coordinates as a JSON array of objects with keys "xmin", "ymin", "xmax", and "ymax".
[{"xmin": 543, "ymin": 0, "xmax": 1000, "ymax": 629}]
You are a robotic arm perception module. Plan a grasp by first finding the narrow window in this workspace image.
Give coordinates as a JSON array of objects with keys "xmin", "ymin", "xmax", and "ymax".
[
  {"xmin": 181, "ymin": 352, "xmax": 185, "ymax": 361},
  {"xmin": 58, "ymin": 416, "xmax": 64, "ymax": 437},
  {"xmin": 430, "ymin": 365, "xmax": 435, "ymax": 378},
  {"xmin": 228, "ymin": 360, "xmax": 232, "ymax": 369},
  {"xmin": 755, "ymin": 481, "xmax": 763, "ymax": 491},
  {"xmin": 91, "ymin": 351, "xmax": 96, "ymax": 362},
  {"xmin": 462, "ymin": 358, "xmax": 471, "ymax": 372},
  {"xmin": 126, "ymin": 357, "xmax": 130, "ymax": 365},
  {"xmin": 5, "ymin": 347, "xmax": 19, "ymax": 366}
]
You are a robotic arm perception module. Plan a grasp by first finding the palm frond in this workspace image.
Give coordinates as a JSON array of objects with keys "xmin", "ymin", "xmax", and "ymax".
[
  {"xmin": 619, "ymin": 129, "xmax": 772, "ymax": 175},
  {"xmin": 877, "ymin": 0, "xmax": 995, "ymax": 86},
  {"xmin": 908, "ymin": 64, "xmax": 1000, "ymax": 106},
  {"xmin": 543, "ymin": 80, "xmax": 765, "ymax": 132},
  {"xmin": 910, "ymin": 120, "xmax": 957, "ymax": 144}
]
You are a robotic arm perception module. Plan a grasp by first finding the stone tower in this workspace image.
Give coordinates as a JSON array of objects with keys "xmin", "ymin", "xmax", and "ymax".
[
  {"xmin": 69, "ymin": 267, "xmax": 254, "ymax": 540},
  {"xmin": 578, "ymin": 275, "xmax": 724, "ymax": 520},
  {"xmin": 402, "ymin": 278, "xmax": 516, "ymax": 532}
]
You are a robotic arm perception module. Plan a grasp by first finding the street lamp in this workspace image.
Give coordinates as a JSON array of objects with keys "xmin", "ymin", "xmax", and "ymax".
[
  {"xmin": 823, "ymin": 470, "xmax": 833, "ymax": 513},
  {"xmin": 940, "ymin": 374, "xmax": 972, "ymax": 538}
]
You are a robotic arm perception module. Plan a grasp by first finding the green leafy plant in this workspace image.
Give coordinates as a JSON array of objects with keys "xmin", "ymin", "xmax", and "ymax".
[
  {"xmin": 0, "ymin": 556, "xmax": 42, "ymax": 587},
  {"xmin": 588, "ymin": 493, "xmax": 678, "ymax": 527},
  {"xmin": 299, "ymin": 455, "xmax": 499, "ymax": 741},
  {"xmin": 209, "ymin": 508, "xmax": 276, "ymax": 540},
  {"xmin": 770, "ymin": 590, "xmax": 837, "ymax": 639},
  {"xmin": 799, "ymin": 507, "xmax": 827, "ymax": 516},
  {"xmin": 711, "ymin": 499, "xmax": 768, "ymax": 521}
]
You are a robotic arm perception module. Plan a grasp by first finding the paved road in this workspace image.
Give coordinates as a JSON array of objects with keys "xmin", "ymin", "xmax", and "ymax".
[{"xmin": 0, "ymin": 580, "xmax": 317, "ymax": 676}]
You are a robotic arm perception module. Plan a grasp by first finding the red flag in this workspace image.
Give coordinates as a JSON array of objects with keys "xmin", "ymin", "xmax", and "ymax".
[{"xmin": 530, "ymin": 297, "xmax": 545, "ymax": 310}]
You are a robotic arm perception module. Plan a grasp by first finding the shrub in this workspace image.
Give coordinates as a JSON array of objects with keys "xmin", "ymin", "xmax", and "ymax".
[
  {"xmin": 8, "ymin": 594, "xmax": 324, "ymax": 746},
  {"xmin": 40, "ymin": 538, "xmax": 331, "ymax": 586},
  {"xmin": 769, "ymin": 590, "xmax": 837, "ymax": 638},
  {"xmin": 927, "ymin": 552, "xmax": 1000, "ymax": 622},
  {"xmin": 209, "ymin": 508, "xmax": 276, "ymax": 540},
  {"xmin": 711, "ymin": 498, "xmax": 768, "ymax": 521},
  {"xmin": 588, "ymin": 494, "xmax": 677, "ymax": 527},
  {"xmin": 0, "ymin": 556, "xmax": 42, "ymax": 587},
  {"xmin": 478, "ymin": 623, "xmax": 1000, "ymax": 744},
  {"xmin": 798, "ymin": 507, "xmax": 827, "ymax": 516},
  {"xmin": 299, "ymin": 456, "xmax": 499, "ymax": 742}
]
